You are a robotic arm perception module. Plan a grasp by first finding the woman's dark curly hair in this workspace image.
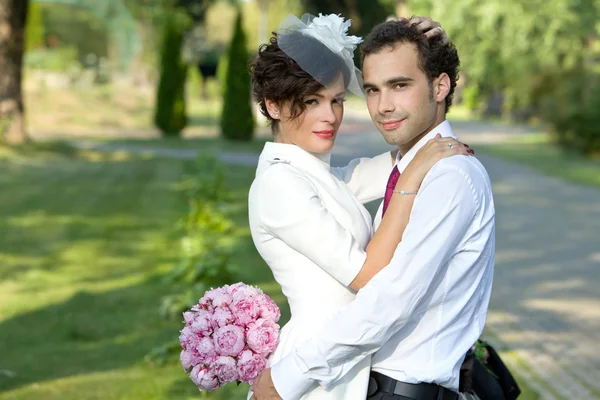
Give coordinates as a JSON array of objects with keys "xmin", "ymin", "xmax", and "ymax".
[
  {"xmin": 249, "ymin": 31, "xmax": 351, "ymax": 134},
  {"xmin": 360, "ymin": 20, "xmax": 460, "ymax": 113}
]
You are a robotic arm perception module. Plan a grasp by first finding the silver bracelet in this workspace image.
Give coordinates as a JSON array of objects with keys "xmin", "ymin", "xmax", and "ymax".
[{"xmin": 393, "ymin": 189, "xmax": 418, "ymax": 196}]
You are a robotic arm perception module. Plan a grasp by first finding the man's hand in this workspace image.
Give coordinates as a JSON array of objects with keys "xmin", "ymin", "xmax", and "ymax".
[
  {"xmin": 250, "ymin": 368, "xmax": 283, "ymax": 400},
  {"xmin": 386, "ymin": 15, "xmax": 450, "ymax": 44}
]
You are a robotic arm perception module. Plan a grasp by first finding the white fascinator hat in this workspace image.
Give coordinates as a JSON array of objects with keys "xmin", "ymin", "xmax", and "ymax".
[{"xmin": 276, "ymin": 13, "xmax": 364, "ymax": 98}]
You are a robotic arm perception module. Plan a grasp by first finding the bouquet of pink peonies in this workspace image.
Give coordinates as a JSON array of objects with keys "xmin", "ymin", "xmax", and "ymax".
[{"xmin": 179, "ymin": 282, "xmax": 281, "ymax": 392}]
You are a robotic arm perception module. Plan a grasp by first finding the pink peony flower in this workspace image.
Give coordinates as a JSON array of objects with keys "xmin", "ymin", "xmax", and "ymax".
[
  {"xmin": 190, "ymin": 310, "xmax": 213, "ymax": 336},
  {"xmin": 236, "ymin": 349, "xmax": 267, "ymax": 384},
  {"xmin": 255, "ymin": 294, "xmax": 281, "ymax": 322},
  {"xmin": 246, "ymin": 318, "xmax": 279, "ymax": 355},
  {"xmin": 226, "ymin": 282, "xmax": 245, "ymax": 293},
  {"xmin": 181, "ymin": 284, "xmax": 281, "ymax": 391},
  {"xmin": 194, "ymin": 297, "xmax": 214, "ymax": 312},
  {"xmin": 196, "ymin": 336, "xmax": 218, "ymax": 365},
  {"xmin": 212, "ymin": 306, "xmax": 235, "ymax": 328},
  {"xmin": 213, "ymin": 325, "xmax": 245, "ymax": 356},
  {"xmin": 203, "ymin": 287, "xmax": 222, "ymax": 301},
  {"xmin": 230, "ymin": 282, "xmax": 263, "ymax": 302},
  {"xmin": 180, "ymin": 349, "xmax": 202, "ymax": 372},
  {"xmin": 210, "ymin": 356, "xmax": 238, "ymax": 383},
  {"xmin": 231, "ymin": 298, "xmax": 261, "ymax": 327},
  {"xmin": 220, "ymin": 284, "xmax": 231, "ymax": 293},
  {"xmin": 212, "ymin": 291, "xmax": 233, "ymax": 308},
  {"xmin": 190, "ymin": 365, "xmax": 219, "ymax": 391},
  {"xmin": 179, "ymin": 326, "xmax": 199, "ymax": 351},
  {"xmin": 183, "ymin": 311, "xmax": 196, "ymax": 326}
]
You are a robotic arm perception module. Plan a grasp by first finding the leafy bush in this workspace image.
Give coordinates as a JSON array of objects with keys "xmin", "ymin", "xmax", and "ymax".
[
  {"xmin": 158, "ymin": 155, "xmax": 239, "ymax": 321},
  {"xmin": 24, "ymin": 47, "xmax": 79, "ymax": 72},
  {"xmin": 149, "ymin": 155, "xmax": 240, "ymax": 365},
  {"xmin": 538, "ymin": 68, "xmax": 600, "ymax": 156}
]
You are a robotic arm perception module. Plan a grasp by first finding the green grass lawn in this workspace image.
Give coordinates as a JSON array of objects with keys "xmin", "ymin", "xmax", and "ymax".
[
  {"xmin": 478, "ymin": 132, "xmax": 600, "ymax": 187},
  {"xmin": 0, "ymin": 145, "xmax": 282, "ymax": 400},
  {"xmin": 26, "ymin": 85, "xmax": 224, "ymax": 135},
  {"xmin": 0, "ymin": 143, "xmax": 541, "ymax": 400}
]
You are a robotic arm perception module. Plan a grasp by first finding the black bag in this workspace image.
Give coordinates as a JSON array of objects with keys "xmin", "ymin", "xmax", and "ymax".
[
  {"xmin": 459, "ymin": 341, "xmax": 521, "ymax": 400},
  {"xmin": 483, "ymin": 343, "xmax": 521, "ymax": 400}
]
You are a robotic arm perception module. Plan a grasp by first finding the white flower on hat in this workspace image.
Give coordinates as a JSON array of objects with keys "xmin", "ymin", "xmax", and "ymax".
[{"xmin": 301, "ymin": 14, "xmax": 363, "ymax": 61}]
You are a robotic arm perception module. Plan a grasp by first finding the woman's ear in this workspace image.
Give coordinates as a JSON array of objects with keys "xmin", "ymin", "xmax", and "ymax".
[{"xmin": 265, "ymin": 99, "xmax": 280, "ymax": 119}]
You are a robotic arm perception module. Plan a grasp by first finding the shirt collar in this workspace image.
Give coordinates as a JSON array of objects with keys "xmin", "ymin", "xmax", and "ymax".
[
  {"xmin": 396, "ymin": 120, "xmax": 456, "ymax": 172},
  {"xmin": 256, "ymin": 141, "xmax": 331, "ymax": 176}
]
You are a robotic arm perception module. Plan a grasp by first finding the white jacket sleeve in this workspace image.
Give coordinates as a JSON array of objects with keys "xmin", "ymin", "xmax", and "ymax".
[
  {"xmin": 330, "ymin": 151, "xmax": 392, "ymax": 204},
  {"xmin": 251, "ymin": 163, "xmax": 367, "ymax": 286}
]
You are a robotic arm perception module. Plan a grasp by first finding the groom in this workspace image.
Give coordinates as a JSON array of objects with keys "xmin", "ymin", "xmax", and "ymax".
[{"xmin": 252, "ymin": 18, "xmax": 495, "ymax": 400}]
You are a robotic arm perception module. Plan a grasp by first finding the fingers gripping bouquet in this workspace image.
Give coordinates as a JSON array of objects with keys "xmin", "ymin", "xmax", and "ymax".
[{"xmin": 179, "ymin": 283, "xmax": 281, "ymax": 391}]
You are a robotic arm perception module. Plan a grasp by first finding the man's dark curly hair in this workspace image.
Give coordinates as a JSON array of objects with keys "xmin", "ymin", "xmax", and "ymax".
[
  {"xmin": 360, "ymin": 20, "xmax": 460, "ymax": 113},
  {"xmin": 249, "ymin": 32, "xmax": 351, "ymax": 134}
]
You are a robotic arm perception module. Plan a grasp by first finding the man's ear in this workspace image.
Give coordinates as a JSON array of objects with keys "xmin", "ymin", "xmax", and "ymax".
[
  {"xmin": 433, "ymin": 73, "xmax": 451, "ymax": 104},
  {"xmin": 265, "ymin": 99, "xmax": 280, "ymax": 119}
]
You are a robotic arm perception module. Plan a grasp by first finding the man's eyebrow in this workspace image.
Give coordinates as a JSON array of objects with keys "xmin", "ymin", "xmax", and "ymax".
[
  {"xmin": 384, "ymin": 76, "xmax": 414, "ymax": 85},
  {"xmin": 363, "ymin": 76, "xmax": 414, "ymax": 89}
]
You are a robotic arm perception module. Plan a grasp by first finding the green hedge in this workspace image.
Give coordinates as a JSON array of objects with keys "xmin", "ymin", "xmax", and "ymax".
[
  {"xmin": 154, "ymin": 13, "xmax": 188, "ymax": 136},
  {"xmin": 220, "ymin": 10, "xmax": 254, "ymax": 141}
]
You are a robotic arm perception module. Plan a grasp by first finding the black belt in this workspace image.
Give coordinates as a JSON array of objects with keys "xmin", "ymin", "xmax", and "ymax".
[{"xmin": 369, "ymin": 371, "xmax": 458, "ymax": 400}]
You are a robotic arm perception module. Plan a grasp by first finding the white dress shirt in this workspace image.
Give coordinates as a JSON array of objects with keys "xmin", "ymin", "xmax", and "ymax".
[
  {"xmin": 271, "ymin": 121, "xmax": 496, "ymax": 399},
  {"xmin": 248, "ymin": 142, "xmax": 393, "ymax": 399}
]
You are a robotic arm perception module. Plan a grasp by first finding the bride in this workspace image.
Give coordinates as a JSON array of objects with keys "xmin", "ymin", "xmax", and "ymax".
[{"xmin": 247, "ymin": 13, "xmax": 466, "ymax": 399}]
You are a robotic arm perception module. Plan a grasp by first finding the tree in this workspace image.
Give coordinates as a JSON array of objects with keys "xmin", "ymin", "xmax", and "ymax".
[
  {"xmin": 220, "ymin": 9, "xmax": 254, "ymax": 141},
  {"xmin": 407, "ymin": 0, "xmax": 598, "ymax": 113},
  {"xmin": 154, "ymin": 11, "xmax": 189, "ymax": 136},
  {"xmin": 0, "ymin": 0, "xmax": 29, "ymax": 145},
  {"xmin": 407, "ymin": 0, "xmax": 600, "ymax": 154},
  {"xmin": 124, "ymin": 0, "xmax": 216, "ymax": 66}
]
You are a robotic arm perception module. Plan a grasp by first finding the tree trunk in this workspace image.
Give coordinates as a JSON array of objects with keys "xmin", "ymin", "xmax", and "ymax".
[{"xmin": 0, "ymin": 0, "xmax": 29, "ymax": 145}]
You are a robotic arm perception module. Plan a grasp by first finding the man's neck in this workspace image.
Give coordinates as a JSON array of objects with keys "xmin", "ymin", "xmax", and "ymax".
[{"xmin": 398, "ymin": 113, "xmax": 447, "ymax": 156}]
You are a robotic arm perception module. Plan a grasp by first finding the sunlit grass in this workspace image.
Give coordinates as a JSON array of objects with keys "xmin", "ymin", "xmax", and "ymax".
[
  {"xmin": 478, "ymin": 132, "xmax": 600, "ymax": 187},
  {"xmin": 0, "ymin": 147, "xmax": 277, "ymax": 400},
  {"xmin": 24, "ymin": 83, "xmax": 225, "ymax": 137},
  {"xmin": 447, "ymin": 104, "xmax": 479, "ymax": 122}
]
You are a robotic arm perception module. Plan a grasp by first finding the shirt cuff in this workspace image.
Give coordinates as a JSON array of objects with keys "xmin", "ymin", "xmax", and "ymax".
[{"xmin": 271, "ymin": 353, "xmax": 314, "ymax": 400}]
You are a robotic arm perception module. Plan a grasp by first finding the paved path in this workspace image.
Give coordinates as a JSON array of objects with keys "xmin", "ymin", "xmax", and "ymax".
[{"xmin": 72, "ymin": 118, "xmax": 600, "ymax": 399}]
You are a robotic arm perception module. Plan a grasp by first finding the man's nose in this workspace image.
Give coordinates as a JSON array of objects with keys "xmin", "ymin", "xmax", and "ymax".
[{"xmin": 378, "ymin": 91, "xmax": 395, "ymax": 115}]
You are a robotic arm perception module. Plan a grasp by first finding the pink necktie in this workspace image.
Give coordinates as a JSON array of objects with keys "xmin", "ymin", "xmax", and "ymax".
[{"xmin": 382, "ymin": 166, "xmax": 401, "ymax": 217}]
